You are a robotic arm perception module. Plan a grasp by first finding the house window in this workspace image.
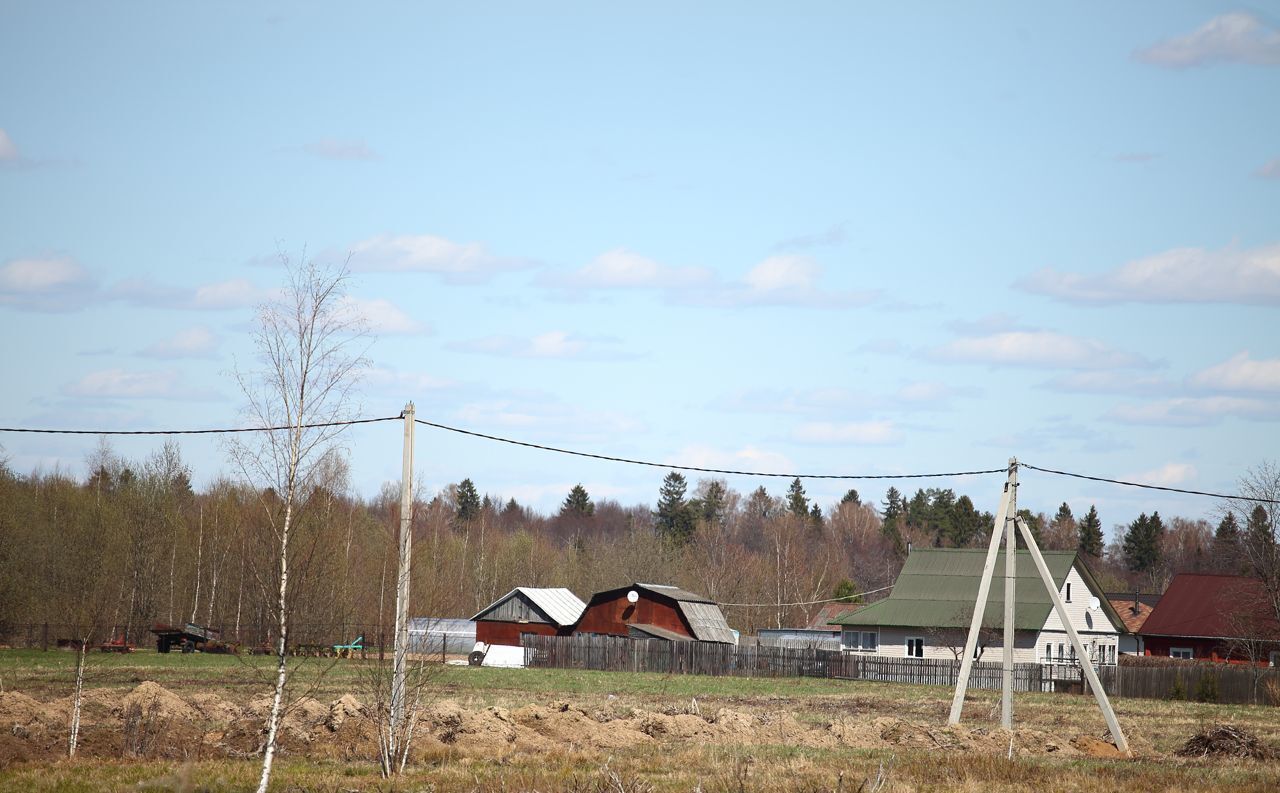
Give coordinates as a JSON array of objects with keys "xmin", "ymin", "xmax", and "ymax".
[
  {"xmin": 842, "ymin": 629, "xmax": 859, "ymax": 650},
  {"xmin": 861, "ymin": 631, "xmax": 878, "ymax": 652},
  {"xmin": 1270, "ymin": 651, "xmax": 1279, "ymax": 668},
  {"xmin": 1044, "ymin": 643, "xmax": 1052, "ymax": 662},
  {"xmin": 1107, "ymin": 645, "xmax": 1115, "ymax": 665},
  {"xmin": 905, "ymin": 637, "xmax": 925, "ymax": 658},
  {"xmin": 1170, "ymin": 647, "xmax": 1193, "ymax": 660},
  {"xmin": 1057, "ymin": 643, "xmax": 1065, "ymax": 662},
  {"xmin": 1069, "ymin": 644, "xmax": 1076, "ymax": 661},
  {"xmin": 1065, "ymin": 582, "xmax": 1072, "ymax": 602}
]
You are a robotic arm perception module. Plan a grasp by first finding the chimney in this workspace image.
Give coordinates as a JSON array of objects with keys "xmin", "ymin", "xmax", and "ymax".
[
  {"xmin": 1132, "ymin": 590, "xmax": 1139, "ymax": 615},
  {"xmin": 906, "ymin": 541, "xmax": 913, "ymax": 556}
]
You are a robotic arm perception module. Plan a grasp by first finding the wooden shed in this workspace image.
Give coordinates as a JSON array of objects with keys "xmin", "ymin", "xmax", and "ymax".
[
  {"xmin": 470, "ymin": 587, "xmax": 586, "ymax": 647},
  {"xmin": 574, "ymin": 583, "xmax": 736, "ymax": 644}
]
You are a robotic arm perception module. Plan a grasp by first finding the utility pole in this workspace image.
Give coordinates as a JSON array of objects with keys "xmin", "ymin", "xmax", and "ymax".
[
  {"xmin": 1002, "ymin": 459, "xmax": 1017, "ymax": 730},
  {"xmin": 389, "ymin": 402, "xmax": 415, "ymax": 761}
]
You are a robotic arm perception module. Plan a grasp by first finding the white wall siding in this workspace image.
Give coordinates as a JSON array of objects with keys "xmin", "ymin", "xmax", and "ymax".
[
  {"xmin": 1039, "ymin": 567, "xmax": 1120, "ymax": 635},
  {"xmin": 860, "ymin": 626, "xmax": 1041, "ymax": 663}
]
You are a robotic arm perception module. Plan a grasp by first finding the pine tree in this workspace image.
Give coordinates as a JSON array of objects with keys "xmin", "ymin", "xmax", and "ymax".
[
  {"xmin": 560, "ymin": 484, "xmax": 594, "ymax": 517},
  {"xmin": 786, "ymin": 478, "xmax": 809, "ymax": 517},
  {"xmin": 656, "ymin": 471, "xmax": 695, "ymax": 542},
  {"xmin": 1078, "ymin": 505, "xmax": 1104, "ymax": 557},
  {"xmin": 1122, "ymin": 511, "xmax": 1163, "ymax": 573},
  {"xmin": 455, "ymin": 478, "xmax": 481, "ymax": 523},
  {"xmin": 881, "ymin": 487, "xmax": 903, "ymax": 523},
  {"xmin": 840, "ymin": 489, "xmax": 861, "ymax": 506}
]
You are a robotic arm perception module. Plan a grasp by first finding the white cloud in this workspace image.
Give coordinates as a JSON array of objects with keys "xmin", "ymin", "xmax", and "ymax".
[
  {"xmin": 63, "ymin": 368, "xmax": 215, "ymax": 400},
  {"xmin": 1258, "ymin": 158, "xmax": 1280, "ymax": 179},
  {"xmin": 1017, "ymin": 243, "xmax": 1280, "ymax": 305},
  {"xmin": 140, "ymin": 326, "xmax": 219, "ymax": 359},
  {"xmin": 723, "ymin": 255, "xmax": 875, "ymax": 308},
  {"xmin": 303, "ymin": 138, "xmax": 378, "ymax": 161},
  {"xmin": 1107, "ymin": 396, "xmax": 1280, "ymax": 426},
  {"xmin": 930, "ymin": 330, "xmax": 1152, "ymax": 370},
  {"xmin": 554, "ymin": 248, "xmax": 713, "ymax": 290},
  {"xmin": 896, "ymin": 381, "xmax": 966, "ymax": 404},
  {"xmin": 1041, "ymin": 371, "xmax": 1175, "ymax": 396},
  {"xmin": 791, "ymin": 420, "xmax": 901, "ymax": 445},
  {"xmin": 191, "ymin": 278, "xmax": 265, "ymax": 309},
  {"xmin": 667, "ymin": 444, "xmax": 794, "ymax": 474},
  {"xmin": 1135, "ymin": 13, "xmax": 1280, "ymax": 68},
  {"xmin": 0, "ymin": 129, "xmax": 18, "ymax": 161},
  {"xmin": 744, "ymin": 255, "xmax": 819, "ymax": 292},
  {"xmin": 0, "ymin": 256, "xmax": 96, "ymax": 311},
  {"xmin": 347, "ymin": 234, "xmax": 529, "ymax": 282},
  {"xmin": 1190, "ymin": 351, "xmax": 1280, "ymax": 393},
  {"xmin": 1128, "ymin": 463, "xmax": 1197, "ymax": 487},
  {"xmin": 450, "ymin": 330, "xmax": 633, "ymax": 360},
  {"xmin": 336, "ymin": 295, "xmax": 429, "ymax": 335}
]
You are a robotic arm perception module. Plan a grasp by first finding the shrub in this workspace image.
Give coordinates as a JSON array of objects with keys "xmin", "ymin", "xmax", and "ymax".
[
  {"xmin": 1169, "ymin": 675, "xmax": 1186, "ymax": 701},
  {"xmin": 1195, "ymin": 673, "xmax": 1220, "ymax": 703}
]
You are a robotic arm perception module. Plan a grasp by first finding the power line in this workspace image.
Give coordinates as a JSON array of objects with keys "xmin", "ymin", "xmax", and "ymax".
[
  {"xmin": 412, "ymin": 418, "xmax": 1005, "ymax": 481},
  {"xmin": 1019, "ymin": 462, "xmax": 1280, "ymax": 505},
  {"xmin": 719, "ymin": 585, "xmax": 894, "ymax": 608},
  {"xmin": 0, "ymin": 416, "xmax": 400, "ymax": 436}
]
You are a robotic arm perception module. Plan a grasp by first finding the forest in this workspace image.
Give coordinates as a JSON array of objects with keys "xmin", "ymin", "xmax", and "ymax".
[{"xmin": 0, "ymin": 437, "xmax": 1259, "ymax": 648}]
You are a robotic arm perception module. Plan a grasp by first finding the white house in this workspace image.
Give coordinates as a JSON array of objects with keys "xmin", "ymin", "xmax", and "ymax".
[{"xmin": 832, "ymin": 548, "xmax": 1124, "ymax": 667}]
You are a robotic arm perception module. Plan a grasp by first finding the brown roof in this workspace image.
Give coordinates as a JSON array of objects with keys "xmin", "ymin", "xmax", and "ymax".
[
  {"xmin": 1140, "ymin": 574, "xmax": 1279, "ymax": 640},
  {"xmin": 810, "ymin": 601, "xmax": 864, "ymax": 629},
  {"xmin": 1107, "ymin": 598, "xmax": 1154, "ymax": 634}
]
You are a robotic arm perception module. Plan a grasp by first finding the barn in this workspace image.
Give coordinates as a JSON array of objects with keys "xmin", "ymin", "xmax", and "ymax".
[
  {"xmin": 471, "ymin": 587, "xmax": 586, "ymax": 648},
  {"xmin": 574, "ymin": 583, "xmax": 736, "ymax": 644}
]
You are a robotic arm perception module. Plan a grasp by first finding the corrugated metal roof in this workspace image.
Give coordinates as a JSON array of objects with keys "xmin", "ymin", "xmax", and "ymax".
[
  {"xmin": 1140, "ymin": 574, "xmax": 1277, "ymax": 639},
  {"xmin": 408, "ymin": 617, "xmax": 476, "ymax": 634},
  {"xmin": 629, "ymin": 623, "xmax": 692, "ymax": 641},
  {"xmin": 832, "ymin": 548, "xmax": 1115, "ymax": 631},
  {"xmin": 471, "ymin": 587, "xmax": 586, "ymax": 627},
  {"xmin": 678, "ymin": 600, "xmax": 736, "ymax": 643}
]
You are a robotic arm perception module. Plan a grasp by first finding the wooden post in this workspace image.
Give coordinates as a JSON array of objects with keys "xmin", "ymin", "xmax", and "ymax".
[
  {"xmin": 1002, "ymin": 460, "xmax": 1018, "ymax": 730},
  {"xmin": 1014, "ymin": 516, "xmax": 1129, "ymax": 754},
  {"xmin": 948, "ymin": 461, "xmax": 1015, "ymax": 725},
  {"xmin": 389, "ymin": 402, "xmax": 415, "ymax": 757}
]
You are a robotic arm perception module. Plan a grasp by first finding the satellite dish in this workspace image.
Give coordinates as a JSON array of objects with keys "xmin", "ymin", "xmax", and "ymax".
[
  {"xmin": 1088, "ymin": 596, "xmax": 1100, "ymax": 611},
  {"xmin": 627, "ymin": 590, "xmax": 639, "ymax": 604}
]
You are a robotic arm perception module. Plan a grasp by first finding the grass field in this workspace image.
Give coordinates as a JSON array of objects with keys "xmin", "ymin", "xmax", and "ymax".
[{"xmin": 1, "ymin": 649, "xmax": 1278, "ymax": 792}]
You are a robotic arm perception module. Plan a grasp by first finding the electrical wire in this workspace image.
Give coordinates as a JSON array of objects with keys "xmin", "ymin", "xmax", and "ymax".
[
  {"xmin": 413, "ymin": 418, "xmax": 1005, "ymax": 480},
  {"xmin": 0, "ymin": 416, "xmax": 400, "ymax": 436},
  {"xmin": 718, "ymin": 585, "xmax": 894, "ymax": 608},
  {"xmin": 1019, "ymin": 462, "xmax": 1280, "ymax": 505}
]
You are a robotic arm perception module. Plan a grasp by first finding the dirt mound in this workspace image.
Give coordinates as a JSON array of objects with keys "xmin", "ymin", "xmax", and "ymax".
[
  {"xmin": 1071, "ymin": 735, "xmax": 1127, "ymax": 758},
  {"xmin": 188, "ymin": 692, "xmax": 243, "ymax": 724},
  {"xmin": 0, "ymin": 692, "xmax": 46, "ymax": 727},
  {"xmin": 424, "ymin": 699, "xmax": 527, "ymax": 752},
  {"xmin": 118, "ymin": 682, "xmax": 198, "ymax": 723},
  {"xmin": 1176, "ymin": 725, "xmax": 1275, "ymax": 760},
  {"xmin": 327, "ymin": 694, "xmax": 364, "ymax": 732}
]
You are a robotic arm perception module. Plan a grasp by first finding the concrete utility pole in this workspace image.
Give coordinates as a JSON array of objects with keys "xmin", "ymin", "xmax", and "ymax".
[
  {"xmin": 389, "ymin": 402, "xmax": 416, "ymax": 758},
  {"xmin": 1002, "ymin": 461, "xmax": 1017, "ymax": 729}
]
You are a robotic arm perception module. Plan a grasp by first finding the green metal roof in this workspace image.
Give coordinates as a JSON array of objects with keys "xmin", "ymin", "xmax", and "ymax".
[{"xmin": 831, "ymin": 548, "xmax": 1121, "ymax": 631}]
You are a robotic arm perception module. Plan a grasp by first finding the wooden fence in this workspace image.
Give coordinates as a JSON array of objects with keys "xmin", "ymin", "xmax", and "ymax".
[
  {"xmin": 522, "ymin": 634, "xmax": 1280, "ymax": 705},
  {"xmin": 522, "ymin": 634, "xmax": 1045, "ymax": 692}
]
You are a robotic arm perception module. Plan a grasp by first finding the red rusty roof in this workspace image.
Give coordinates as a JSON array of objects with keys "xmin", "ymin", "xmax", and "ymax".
[
  {"xmin": 1140, "ymin": 574, "xmax": 1278, "ymax": 640},
  {"xmin": 1107, "ymin": 598, "xmax": 1155, "ymax": 634},
  {"xmin": 809, "ymin": 601, "xmax": 865, "ymax": 629}
]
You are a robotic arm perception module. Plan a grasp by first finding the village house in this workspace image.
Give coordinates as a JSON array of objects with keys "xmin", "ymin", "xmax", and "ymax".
[
  {"xmin": 832, "ymin": 548, "xmax": 1124, "ymax": 666},
  {"xmin": 470, "ymin": 587, "xmax": 586, "ymax": 648},
  {"xmin": 574, "ymin": 583, "xmax": 736, "ymax": 644},
  {"xmin": 1105, "ymin": 591, "xmax": 1160, "ymax": 656},
  {"xmin": 1139, "ymin": 573, "xmax": 1280, "ymax": 666}
]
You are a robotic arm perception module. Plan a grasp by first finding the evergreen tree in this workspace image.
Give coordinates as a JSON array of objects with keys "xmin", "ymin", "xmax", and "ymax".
[
  {"xmin": 1244, "ymin": 505, "xmax": 1276, "ymax": 580},
  {"xmin": 1078, "ymin": 505, "xmax": 1104, "ymax": 557},
  {"xmin": 809, "ymin": 502, "xmax": 823, "ymax": 529},
  {"xmin": 1014, "ymin": 508, "xmax": 1043, "ymax": 548},
  {"xmin": 455, "ymin": 478, "xmax": 481, "ymax": 523},
  {"xmin": 560, "ymin": 484, "xmax": 594, "ymax": 517},
  {"xmin": 656, "ymin": 471, "xmax": 695, "ymax": 542},
  {"xmin": 745, "ymin": 486, "xmax": 774, "ymax": 519},
  {"xmin": 833, "ymin": 578, "xmax": 860, "ymax": 603},
  {"xmin": 946, "ymin": 495, "xmax": 984, "ymax": 547},
  {"xmin": 700, "ymin": 480, "xmax": 728, "ymax": 526},
  {"xmin": 786, "ymin": 478, "xmax": 809, "ymax": 518},
  {"xmin": 840, "ymin": 489, "xmax": 861, "ymax": 506},
  {"xmin": 1053, "ymin": 502, "xmax": 1074, "ymax": 525},
  {"xmin": 1122, "ymin": 511, "xmax": 1163, "ymax": 573},
  {"xmin": 881, "ymin": 487, "xmax": 903, "ymax": 523}
]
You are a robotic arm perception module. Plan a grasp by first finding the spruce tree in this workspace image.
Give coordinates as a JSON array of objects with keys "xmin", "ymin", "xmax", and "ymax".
[
  {"xmin": 840, "ymin": 489, "xmax": 861, "ymax": 506},
  {"xmin": 700, "ymin": 480, "xmax": 728, "ymax": 526},
  {"xmin": 1078, "ymin": 505, "xmax": 1104, "ymax": 557},
  {"xmin": 1122, "ymin": 511, "xmax": 1163, "ymax": 573},
  {"xmin": 656, "ymin": 471, "xmax": 695, "ymax": 542},
  {"xmin": 560, "ymin": 484, "xmax": 594, "ymax": 517},
  {"xmin": 786, "ymin": 478, "xmax": 809, "ymax": 517},
  {"xmin": 455, "ymin": 478, "xmax": 481, "ymax": 523},
  {"xmin": 1053, "ymin": 502, "xmax": 1074, "ymax": 526},
  {"xmin": 881, "ymin": 487, "xmax": 903, "ymax": 523}
]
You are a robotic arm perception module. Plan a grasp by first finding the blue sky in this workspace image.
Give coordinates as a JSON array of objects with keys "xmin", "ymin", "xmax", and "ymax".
[{"xmin": 2, "ymin": 2, "xmax": 1278, "ymax": 539}]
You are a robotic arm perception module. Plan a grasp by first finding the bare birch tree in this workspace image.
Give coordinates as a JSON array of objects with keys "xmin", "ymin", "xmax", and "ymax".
[{"xmin": 227, "ymin": 254, "xmax": 369, "ymax": 793}]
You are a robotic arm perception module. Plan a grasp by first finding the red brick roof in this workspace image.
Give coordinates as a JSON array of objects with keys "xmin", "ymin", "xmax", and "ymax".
[
  {"xmin": 809, "ymin": 602, "xmax": 864, "ymax": 629},
  {"xmin": 1140, "ymin": 574, "xmax": 1278, "ymax": 640}
]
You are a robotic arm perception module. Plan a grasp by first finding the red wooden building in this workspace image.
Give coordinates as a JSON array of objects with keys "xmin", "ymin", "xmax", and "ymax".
[
  {"xmin": 574, "ymin": 583, "xmax": 736, "ymax": 644},
  {"xmin": 1140, "ymin": 574, "xmax": 1280, "ymax": 666},
  {"xmin": 471, "ymin": 587, "xmax": 586, "ymax": 647}
]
